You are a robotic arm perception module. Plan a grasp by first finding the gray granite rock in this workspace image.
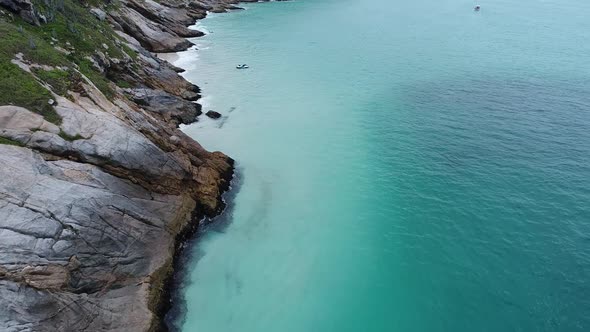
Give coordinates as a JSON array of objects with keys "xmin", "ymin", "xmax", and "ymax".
[
  {"xmin": 127, "ymin": 88, "xmax": 202, "ymax": 125},
  {"xmin": 0, "ymin": 145, "xmax": 185, "ymax": 331},
  {"xmin": 109, "ymin": 6, "xmax": 193, "ymax": 53},
  {"xmin": 127, "ymin": 0, "xmax": 205, "ymax": 38},
  {"xmin": 90, "ymin": 7, "xmax": 106, "ymax": 21},
  {"xmin": 0, "ymin": 106, "xmax": 60, "ymax": 134},
  {"xmin": 0, "ymin": 85, "xmax": 233, "ymax": 332}
]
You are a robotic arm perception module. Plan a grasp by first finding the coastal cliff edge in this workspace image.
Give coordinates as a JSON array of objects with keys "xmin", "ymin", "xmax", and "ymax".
[{"xmin": 0, "ymin": 0, "xmax": 265, "ymax": 330}]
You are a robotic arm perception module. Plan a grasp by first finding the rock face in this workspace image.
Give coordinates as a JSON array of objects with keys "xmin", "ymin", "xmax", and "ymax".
[
  {"xmin": 0, "ymin": 146, "xmax": 189, "ymax": 331},
  {"xmin": 127, "ymin": 88, "xmax": 202, "ymax": 125},
  {"xmin": 109, "ymin": 7, "xmax": 194, "ymax": 53},
  {"xmin": 0, "ymin": 0, "xmax": 257, "ymax": 330},
  {"xmin": 0, "ymin": 87, "xmax": 233, "ymax": 332},
  {"xmin": 106, "ymin": 0, "xmax": 271, "ymax": 53},
  {"xmin": 0, "ymin": 0, "xmax": 38, "ymax": 25},
  {"xmin": 90, "ymin": 7, "xmax": 107, "ymax": 21},
  {"xmin": 105, "ymin": 0, "xmax": 268, "ymax": 53}
]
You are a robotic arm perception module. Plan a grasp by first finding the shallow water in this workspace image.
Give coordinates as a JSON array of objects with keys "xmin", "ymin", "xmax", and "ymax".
[{"xmin": 173, "ymin": 0, "xmax": 590, "ymax": 330}]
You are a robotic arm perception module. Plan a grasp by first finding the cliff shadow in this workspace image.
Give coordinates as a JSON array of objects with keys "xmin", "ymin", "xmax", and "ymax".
[{"xmin": 163, "ymin": 165, "xmax": 245, "ymax": 331}]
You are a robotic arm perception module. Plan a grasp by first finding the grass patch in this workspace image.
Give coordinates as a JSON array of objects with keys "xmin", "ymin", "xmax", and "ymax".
[
  {"xmin": 0, "ymin": 61, "xmax": 62, "ymax": 125},
  {"xmin": 115, "ymin": 79, "xmax": 132, "ymax": 89},
  {"xmin": 33, "ymin": 68, "xmax": 70, "ymax": 95},
  {"xmin": 0, "ymin": 20, "xmax": 70, "ymax": 67},
  {"xmin": 0, "ymin": 18, "xmax": 64, "ymax": 124},
  {"xmin": 1, "ymin": 0, "xmax": 128, "ymax": 105},
  {"xmin": 35, "ymin": 0, "xmax": 126, "ymax": 60},
  {"xmin": 77, "ymin": 58, "xmax": 114, "ymax": 98},
  {"xmin": 26, "ymin": 0, "xmax": 125, "ymax": 58},
  {"xmin": 121, "ymin": 43, "xmax": 138, "ymax": 60},
  {"xmin": 58, "ymin": 129, "xmax": 83, "ymax": 141},
  {"xmin": 39, "ymin": 105, "xmax": 62, "ymax": 125},
  {"xmin": 0, "ymin": 136, "xmax": 24, "ymax": 146}
]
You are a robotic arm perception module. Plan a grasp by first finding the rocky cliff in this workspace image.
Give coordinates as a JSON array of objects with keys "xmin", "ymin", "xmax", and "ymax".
[{"xmin": 0, "ymin": 0, "xmax": 255, "ymax": 330}]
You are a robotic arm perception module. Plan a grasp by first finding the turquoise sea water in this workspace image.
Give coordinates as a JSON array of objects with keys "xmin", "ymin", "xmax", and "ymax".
[{"xmin": 172, "ymin": 0, "xmax": 590, "ymax": 331}]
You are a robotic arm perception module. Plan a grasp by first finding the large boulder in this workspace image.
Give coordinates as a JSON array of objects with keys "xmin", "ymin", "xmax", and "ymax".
[
  {"xmin": 127, "ymin": 88, "xmax": 202, "ymax": 125},
  {"xmin": 206, "ymin": 110, "xmax": 222, "ymax": 119},
  {"xmin": 90, "ymin": 7, "xmax": 107, "ymax": 21}
]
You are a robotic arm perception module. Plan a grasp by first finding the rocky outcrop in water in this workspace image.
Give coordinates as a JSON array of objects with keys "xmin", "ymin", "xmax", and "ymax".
[
  {"xmin": 0, "ymin": 0, "xmax": 259, "ymax": 330},
  {"xmin": 206, "ymin": 110, "xmax": 222, "ymax": 119}
]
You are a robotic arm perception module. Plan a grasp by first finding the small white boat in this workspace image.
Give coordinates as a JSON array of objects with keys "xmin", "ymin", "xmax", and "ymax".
[{"xmin": 236, "ymin": 64, "xmax": 249, "ymax": 69}]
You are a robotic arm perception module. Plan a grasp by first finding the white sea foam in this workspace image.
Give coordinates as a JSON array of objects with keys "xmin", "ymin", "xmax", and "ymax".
[
  {"xmin": 198, "ymin": 95, "xmax": 213, "ymax": 109},
  {"xmin": 192, "ymin": 22, "xmax": 210, "ymax": 35}
]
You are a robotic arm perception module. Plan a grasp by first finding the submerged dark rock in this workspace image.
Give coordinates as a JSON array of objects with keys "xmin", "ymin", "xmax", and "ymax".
[{"xmin": 206, "ymin": 110, "xmax": 222, "ymax": 119}]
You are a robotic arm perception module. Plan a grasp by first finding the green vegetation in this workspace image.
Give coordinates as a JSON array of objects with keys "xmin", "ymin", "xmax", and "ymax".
[
  {"xmin": 121, "ymin": 43, "xmax": 139, "ymax": 61},
  {"xmin": 0, "ymin": 61, "xmax": 62, "ymax": 124},
  {"xmin": 115, "ymin": 79, "xmax": 132, "ymax": 89},
  {"xmin": 0, "ymin": 20, "xmax": 69, "ymax": 67},
  {"xmin": 32, "ymin": 68, "xmax": 72, "ymax": 95},
  {"xmin": 58, "ymin": 129, "xmax": 83, "ymax": 141},
  {"xmin": 31, "ymin": 0, "xmax": 126, "ymax": 59},
  {"xmin": 0, "ymin": 0, "xmax": 140, "ymax": 119},
  {"xmin": 77, "ymin": 58, "xmax": 114, "ymax": 98},
  {"xmin": 0, "ymin": 136, "xmax": 24, "ymax": 146},
  {"xmin": 0, "ymin": 18, "xmax": 65, "ymax": 124}
]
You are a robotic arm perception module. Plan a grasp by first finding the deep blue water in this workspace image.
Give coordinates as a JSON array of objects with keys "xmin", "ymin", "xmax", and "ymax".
[{"xmin": 172, "ymin": 0, "xmax": 590, "ymax": 330}]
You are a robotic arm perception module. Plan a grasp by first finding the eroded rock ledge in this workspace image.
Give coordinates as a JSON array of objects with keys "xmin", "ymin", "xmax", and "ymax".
[{"xmin": 0, "ymin": 0, "xmax": 270, "ymax": 331}]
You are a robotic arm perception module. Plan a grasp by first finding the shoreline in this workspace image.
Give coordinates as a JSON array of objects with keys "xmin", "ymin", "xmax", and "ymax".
[
  {"xmin": 0, "ymin": 0, "xmax": 252, "ymax": 331},
  {"xmin": 0, "ymin": 0, "xmax": 287, "ymax": 330},
  {"xmin": 153, "ymin": 161, "xmax": 235, "ymax": 331},
  {"xmin": 157, "ymin": 2, "xmax": 286, "ymax": 330},
  {"xmin": 157, "ymin": 52, "xmax": 181, "ymax": 64},
  {"xmin": 163, "ymin": 169, "xmax": 244, "ymax": 331}
]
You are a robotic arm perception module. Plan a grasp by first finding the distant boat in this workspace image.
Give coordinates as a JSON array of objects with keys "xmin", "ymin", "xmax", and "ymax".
[
  {"xmin": 474, "ymin": 5, "xmax": 481, "ymax": 11},
  {"xmin": 236, "ymin": 64, "xmax": 249, "ymax": 69}
]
